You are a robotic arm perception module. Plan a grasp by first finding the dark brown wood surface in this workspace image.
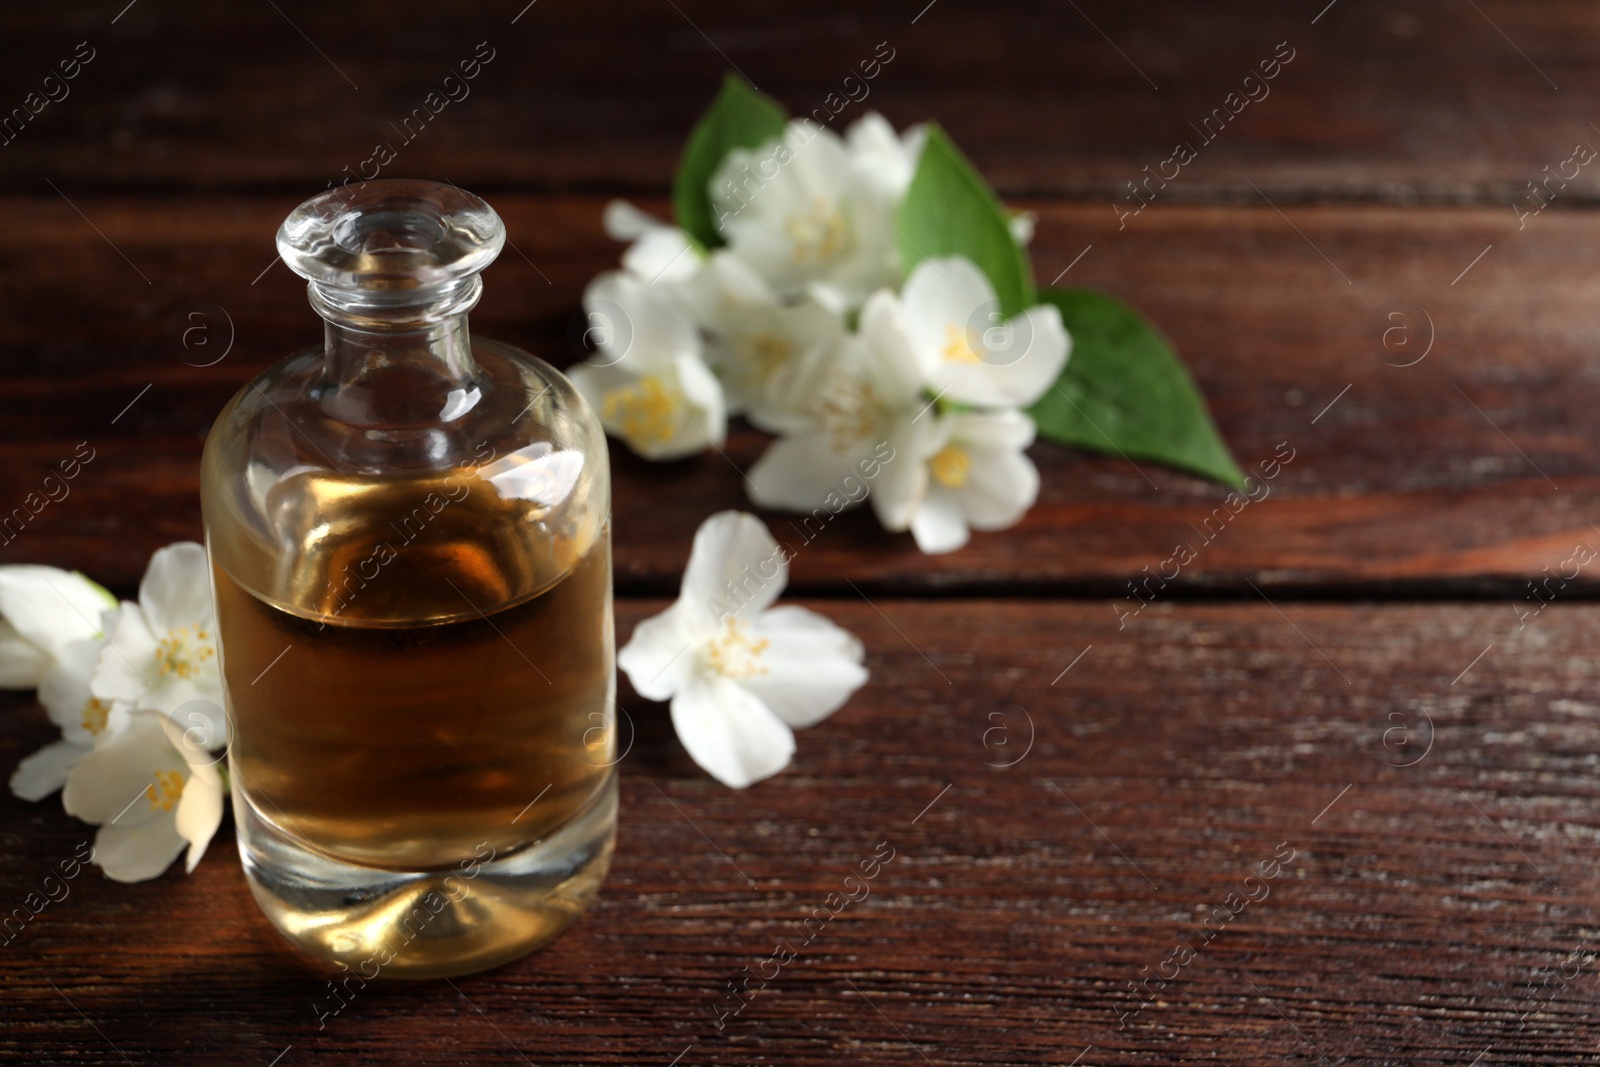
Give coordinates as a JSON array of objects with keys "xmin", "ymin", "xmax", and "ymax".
[
  {"xmin": 4, "ymin": 0, "xmax": 1597, "ymax": 202},
  {"xmin": 7, "ymin": 601, "xmax": 1599, "ymax": 1065},
  {"xmin": 4, "ymin": 0, "xmax": 1600, "ymax": 1063}
]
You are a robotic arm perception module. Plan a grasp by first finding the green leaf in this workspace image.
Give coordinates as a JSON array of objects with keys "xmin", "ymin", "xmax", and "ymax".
[
  {"xmin": 896, "ymin": 125, "xmax": 1034, "ymax": 317},
  {"xmin": 1028, "ymin": 288, "xmax": 1245, "ymax": 489},
  {"xmin": 672, "ymin": 74, "xmax": 788, "ymax": 249}
]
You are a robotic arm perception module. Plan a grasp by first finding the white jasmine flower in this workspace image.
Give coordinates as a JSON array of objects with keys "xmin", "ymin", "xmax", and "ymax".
[
  {"xmin": 62, "ymin": 710, "xmax": 224, "ymax": 882},
  {"xmin": 0, "ymin": 623, "xmax": 44, "ymax": 689},
  {"xmin": 748, "ymin": 280, "xmax": 1050, "ymax": 554},
  {"xmin": 571, "ymin": 357, "xmax": 727, "ymax": 462},
  {"xmin": 844, "ymin": 111, "xmax": 927, "ymax": 208},
  {"xmin": 899, "ymin": 256, "xmax": 1070, "ymax": 409},
  {"xmin": 92, "ymin": 542, "xmax": 226, "ymax": 746},
  {"xmin": 710, "ymin": 119, "xmax": 900, "ymax": 312},
  {"xmin": 1008, "ymin": 211, "xmax": 1036, "ymax": 246},
  {"xmin": 10, "ymin": 610, "xmax": 130, "ymax": 801},
  {"xmin": 909, "ymin": 409, "xmax": 1041, "ymax": 554},
  {"xmin": 10, "ymin": 741, "xmax": 92, "ymax": 803},
  {"xmin": 0, "ymin": 565, "xmax": 122, "ymax": 801},
  {"xmin": 686, "ymin": 251, "xmax": 845, "ymax": 432},
  {"xmin": 748, "ymin": 290, "xmax": 932, "ymax": 533},
  {"xmin": 0, "ymin": 565, "xmax": 115, "ymax": 688},
  {"xmin": 617, "ymin": 511, "xmax": 867, "ymax": 789},
  {"xmin": 568, "ymin": 271, "xmax": 727, "ymax": 461},
  {"xmin": 602, "ymin": 199, "xmax": 702, "ymax": 286}
]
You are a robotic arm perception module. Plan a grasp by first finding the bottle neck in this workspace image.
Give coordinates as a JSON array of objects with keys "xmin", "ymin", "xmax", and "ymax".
[{"xmin": 313, "ymin": 279, "xmax": 484, "ymax": 426}]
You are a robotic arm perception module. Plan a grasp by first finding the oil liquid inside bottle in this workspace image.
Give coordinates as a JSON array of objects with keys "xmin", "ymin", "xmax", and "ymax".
[
  {"xmin": 208, "ymin": 180, "xmax": 616, "ymax": 978},
  {"xmin": 213, "ymin": 464, "xmax": 615, "ymax": 873}
]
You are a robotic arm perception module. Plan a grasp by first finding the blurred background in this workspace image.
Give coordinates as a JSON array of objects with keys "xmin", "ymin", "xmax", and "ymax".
[{"xmin": 5, "ymin": 0, "xmax": 1595, "ymax": 597}]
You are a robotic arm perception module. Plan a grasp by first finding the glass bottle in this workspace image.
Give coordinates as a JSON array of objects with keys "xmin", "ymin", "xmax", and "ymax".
[{"xmin": 200, "ymin": 180, "xmax": 616, "ymax": 979}]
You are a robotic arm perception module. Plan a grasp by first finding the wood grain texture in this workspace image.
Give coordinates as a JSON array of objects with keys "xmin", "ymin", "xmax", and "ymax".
[
  {"xmin": 0, "ymin": 194, "xmax": 1594, "ymax": 595},
  {"xmin": 2, "ymin": 600, "xmax": 1596, "ymax": 1066},
  {"xmin": 0, "ymin": 0, "xmax": 1596, "ymax": 204}
]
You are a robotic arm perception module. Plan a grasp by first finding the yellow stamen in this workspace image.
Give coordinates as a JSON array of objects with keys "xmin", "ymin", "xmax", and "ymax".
[
  {"xmin": 930, "ymin": 445, "xmax": 971, "ymax": 488},
  {"xmin": 155, "ymin": 625, "xmax": 215, "ymax": 679},
  {"xmin": 80, "ymin": 697, "xmax": 111, "ymax": 736},
  {"xmin": 815, "ymin": 375, "xmax": 884, "ymax": 455},
  {"xmin": 942, "ymin": 323, "xmax": 985, "ymax": 364},
  {"xmin": 784, "ymin": 195, "xmax": 848, "ymax": 265},
  {"xmin": 145, "ymin": 769, "xmax": 185, "ymax": 813},
  {"xmin": 706, "ymin": 618, "xmax": 770, "ymax": 679},
  {"xmin": 601, "ymin": 376, "xmax": 682, "ymax": 449},
  {"xmin": 743, "ymin": 334, "xmax": 793, "ymax": 379}
]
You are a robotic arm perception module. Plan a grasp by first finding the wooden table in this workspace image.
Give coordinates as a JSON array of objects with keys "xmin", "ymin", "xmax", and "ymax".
[{"xmin": 4, "ymin": 1, "xmax": 1599, "ymax": 1063}]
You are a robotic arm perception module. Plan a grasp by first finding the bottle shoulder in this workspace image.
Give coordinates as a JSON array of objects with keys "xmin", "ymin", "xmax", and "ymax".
[
  {"xmin": 205, "ymin": 338, "xmax": 602, "ymax": 474},
  {"xmin": 201, "ymin": 338, "xmax": 610, "ymax": 624}
]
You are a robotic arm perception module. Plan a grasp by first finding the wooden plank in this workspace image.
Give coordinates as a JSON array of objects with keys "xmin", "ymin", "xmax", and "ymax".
[
  {"xmin": 1, "ymin": 599, "xmax": 1596, "ymax": 1064},
  {"xmin": 0, "ymin": 0, "xmax": 1595, "ymax": 201},
  {"xmin": 0, "ymin": 193, "xmax": 1595, "ymax": 594}
]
